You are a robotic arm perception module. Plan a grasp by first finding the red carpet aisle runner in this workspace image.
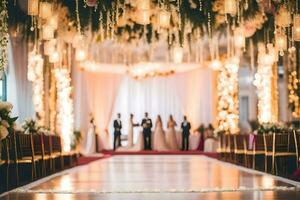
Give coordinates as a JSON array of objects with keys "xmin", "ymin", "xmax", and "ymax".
[
  {"xmin": 76, "ymin": 154, "xmax": 111, "ymax": 166},
  {"xmin": 102, "ymin": 150, "xmax": 219, "ymax": 159},
  {"xmin": 292, "ymin": 168, "xmax": 300, "ymax": 182}
]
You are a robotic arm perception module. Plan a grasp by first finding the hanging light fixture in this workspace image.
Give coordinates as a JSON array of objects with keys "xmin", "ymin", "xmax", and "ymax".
[
  {"xmin": 28, "ymin": 0, "xmax": 39, "ymax": 16},
  {"xmin": 39, "ymin": 2, "xmax": 52, "ymax": 19},
  {"xmin": 49, "ymin": 51, "xmax": 60, "ymax": 63},
  {"xmin": 173, "ymin": 47, "xmax": 184, "ymax": 63},
  {"xmin": 224, "ymin": 0, "xmax": 237, "ymax": 16},
  {"xmin": 275, "ymin": 32, "xmax": 287, "ymax": 56},
  {"xmin": 136, "ymin": 0, "xmax": 150, "ymax": 10},
  {"xmin": 44, "ymin": 39, "xmax": 56, "ymax": 55},
  {"xmin": 158, "ymin": 10, "xmax": 171, "ymax": 28},
  {"xmin": 210, "ymin": 59, "xmax": 222, "ymax": 71},
  {"xmin": 293, "ymin": 14, "xmax": 300, "ymax": 41},
  {"xmin": 234, "ymin": 27, "xmax": 245, "ymax": 48},
  {"xmin": 86, "ymin": 0, "xmax": 98, "ymax": 7},
  {"xmin": 75, "ymin": 49, "xmax": 86, "ymax": 61},
  {"xmin": 135, "ymin": 9, "xmax": 151, "ymax": 25},
  {"xmin": 42, "ymin": 25, "xmax": 54, "ymax": 40},
  {"xmin": 48, "ymin": 15, "xmax": 58, "ymax": 30}
]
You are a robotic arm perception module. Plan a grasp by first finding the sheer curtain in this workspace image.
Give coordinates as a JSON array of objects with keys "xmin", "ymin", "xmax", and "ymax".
[
  {"xmin": 7, "ymin": 37, "xmax": 34, "ymax": 124},
  {"xmin": 109, "ymin": 68, "xmax": 215, "ymax": 146}
]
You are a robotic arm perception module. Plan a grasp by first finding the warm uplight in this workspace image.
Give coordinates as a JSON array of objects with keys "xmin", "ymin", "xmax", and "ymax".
[{"xmin": 135, "ymin": 9, "xmax": 151, "ymax": 25}]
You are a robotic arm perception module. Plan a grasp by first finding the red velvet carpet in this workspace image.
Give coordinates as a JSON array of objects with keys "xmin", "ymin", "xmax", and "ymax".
[
  {"xmin": 76, "ymin": 154, "xmax": 111, "ymax": 166},
  {"xmin": 102, "ymin": 150, "xmax": 219, "ymax": 159}
]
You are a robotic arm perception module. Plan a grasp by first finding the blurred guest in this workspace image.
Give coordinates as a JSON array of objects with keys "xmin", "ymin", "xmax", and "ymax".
[
  {"xmin": 196, "ymin": 124, "xmax": 205, "ymax": 151},
  {"xmin": 113, "ymin": 113, "xmax": 122, "ymax": 150}
]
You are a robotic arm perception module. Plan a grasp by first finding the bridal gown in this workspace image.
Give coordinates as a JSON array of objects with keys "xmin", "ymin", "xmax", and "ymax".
[
  {"xmin": 153, "ymin": 121, "xmax": 169, "ymax": 151},
  {"xmin": 127, "ymin": 119, "xmax": 134, "ymax": 148},
  {"xmin": 166, "ymin": 121, "xmax": 179, "ymax": 150},
  {"xmin": 83, "ymin": 123, "xmax": 96, "ymax": 155}
]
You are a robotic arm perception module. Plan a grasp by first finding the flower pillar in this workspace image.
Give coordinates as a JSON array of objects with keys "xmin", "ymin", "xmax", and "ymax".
[
  {"xmin": 253, "ymin": 43, "xmax": 278, "ymax": 123},
  {"xmin": 55, "ymin": 67, "xmax": 74, "ymax": 152},
  {"xmin": 217, "ymin": 57, "xmax": 240, "ymax": 134}
]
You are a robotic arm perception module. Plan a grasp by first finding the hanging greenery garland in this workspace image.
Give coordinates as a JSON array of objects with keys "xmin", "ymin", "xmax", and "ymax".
[{"xmin": 0, "ymin": 0, "xmax": 8, "ymax": 72}]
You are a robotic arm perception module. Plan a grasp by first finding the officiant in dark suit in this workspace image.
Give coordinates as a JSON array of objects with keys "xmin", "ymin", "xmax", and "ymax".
[
  {"xmin": 113, "ymin": 113, "xmax": 122, "ymax": 150},
  {"xmin": 181, "ymin": 115, "xmax": 191, "ymax": 151},
  {"xmin": 141, "ymin": 112, "xmax": 152, "ymax": 150}
]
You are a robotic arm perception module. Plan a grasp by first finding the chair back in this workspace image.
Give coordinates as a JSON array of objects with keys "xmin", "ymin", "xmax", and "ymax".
[
  {"xmin": 32, "ymin": 134, "xmax": 44, "ymax": 157},
  {"xmin": 275, "ymin": 133, "xmax": 295, "ymax": 153},
  {"xmin": 43, "ymin": 134, "xmax": 51, "ymax": 156},
  {"xmin": 51, "ymin": 135, "xmax": 62, "ymax": 154},
  {"xmin": 263, "ymin": 133, "xmax": 274, "ymax": 153},
  {"xmin": 0, "ymin": 138, "xmax": 9, "ymax": 162},
  {"xmin": 234, "ymin": 134, "xmax": 246, "ymax": 151},
  {"xmin": 15, "ymin": 131, "xmax": 34, "ymax": 160},
  {"xmin": 254, "ymin": 134, "xmax": 265, "ymax": 152}
]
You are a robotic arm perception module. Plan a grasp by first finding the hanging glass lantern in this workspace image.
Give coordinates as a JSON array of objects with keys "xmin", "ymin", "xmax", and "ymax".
[
  {"xmin": 28, "ymin": 0, "xmax": 39, "ymax": 16},
  {"xmin": 158, "ymin": 10, "xmax": 170, "ymax": 28},
  {"xmin": 275, "ymin": 32, "xmax": 287, "ymax": 56},
  {"xmin": 42, "ymin": 25, "xmax": 54, "ymax": 40},
  {"xmin": 75, "ymin": 49, "xmax": 86, "ymax": 61},
  {"xmin": 44, "ymin": 39, "xmax": 56, "ymax": 55},
  {"xmin": 234, "ymin": 27, "xmax": 245, "ymax": 48},
  {"xmin": 86, "ymin": 0, "xmax": 98, "ymax": 7},
  {"xmin": 39, "ymin": 2, "xmax": 52, "ymax": 19},
  {"xmin": 224, "ymin": 0, "xmax": 237, "ymax": 16},
  {"xmin": 275, "ymin": 6, "xmax": 291, "ymax": 28},
  {"xmin": 137, "ymin": 0, "xmax": 150, "ymax": 10},
  {"xmin": 49, "ymin": 51, "xmax": 60, "ymax": 63},
  {"xmin": 293, "ymin": 14, "xmax": 300, "ymax": 41},
  {"xmin": 135, "ymin": 9, "xmax": 150, "ymax": 25},
  {"xmin": 173, "ymin": 47, "xmax": 184, "ymax": 63},
  {"xmin": 48, "ymin": 15, "xmax": 58, "ymax": 30}
]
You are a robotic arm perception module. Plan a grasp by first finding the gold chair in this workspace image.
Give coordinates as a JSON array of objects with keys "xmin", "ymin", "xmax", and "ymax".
[
  {"xmin": 263, "ymin": 132, "xmax": 298, "ymax": 175},
  {"xmin": 246, "ymin": 134, "xmax": 265, "ymax": 170},
  {"xmin": 233, "ymin": 134, "xmax": 247, "ymax": 166}
]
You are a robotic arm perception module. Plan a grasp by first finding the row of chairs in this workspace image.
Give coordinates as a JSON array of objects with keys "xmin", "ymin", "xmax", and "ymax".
[
  {"xmin": 218, "ymin": 130, "xmax": 300, "ymax": 176},
  {"xmin": 0, "ymin": 131, "xmax": 78, "ymax": 193}
]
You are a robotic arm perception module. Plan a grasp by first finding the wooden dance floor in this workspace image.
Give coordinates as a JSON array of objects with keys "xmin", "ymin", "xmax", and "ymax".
[{"xmin": 1, "ymin": 155, "xmax": 299, "ymax": 199}]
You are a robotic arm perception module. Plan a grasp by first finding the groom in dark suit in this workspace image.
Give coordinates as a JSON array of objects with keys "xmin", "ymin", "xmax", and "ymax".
[
  {"xmin": 113, "ymin": 113, "xmax": 122, "ymax": 150},
  {"xmin": 181, "ymin": 115, "xmax": 191, "ymax": 151},
  {"xmin": 141, "ymin": 112, "xmax": 152, "ymax": 150}
]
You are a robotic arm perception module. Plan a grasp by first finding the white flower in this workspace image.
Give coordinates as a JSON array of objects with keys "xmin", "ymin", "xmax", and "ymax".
[
  {"xmin": 1, "ymin": 120, "xmax": 9, "ymax": 128},
  {"xmin": 0, "ymin": 125, "xmax": 9, "ymax": 140},
  {"xmin": 0, "ymin": 101, "xmax": 13, "ymax": 111}
]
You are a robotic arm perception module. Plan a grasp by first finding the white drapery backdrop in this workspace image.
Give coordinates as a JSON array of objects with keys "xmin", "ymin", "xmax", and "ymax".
[
  {"xmin": 74, "ymin": 67, "xmax": 216, "ymax": 151},
  {"xmin": 7, "ymin": 37, "xmax": 35, "ymax": 124}
]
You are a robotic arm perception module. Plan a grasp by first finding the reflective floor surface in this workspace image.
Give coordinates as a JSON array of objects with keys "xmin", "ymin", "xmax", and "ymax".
[{"xmin": 1, "ymin": 155, "xmax": 299, "ymax": 200}]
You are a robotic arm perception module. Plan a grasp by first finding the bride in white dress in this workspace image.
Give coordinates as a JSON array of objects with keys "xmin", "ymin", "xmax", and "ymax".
[
  {"xmin": 153, "ymin": 115, "xmax": 169, "ymax": 151},
  {"xmin": 166, "ymin": 115, "xmax": 179, "ymax": 150},
  {"xmin": 127, "ymin": 113, "xmax": 139, "ymax": 148},
  {"xmin": 83, "ymin": 114, "xmax": 96, "ymax": 155}
]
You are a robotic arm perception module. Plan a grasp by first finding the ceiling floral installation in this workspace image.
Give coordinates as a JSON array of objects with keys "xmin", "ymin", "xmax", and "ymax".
[{"xmin": 2, "ymin": 0, "xmax": 299, "ymax": 140}]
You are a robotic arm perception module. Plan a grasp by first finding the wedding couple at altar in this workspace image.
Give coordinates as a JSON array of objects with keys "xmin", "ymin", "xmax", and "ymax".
[{"xmin": 113, "ymin": 112, "xmax": 191, "ymax": 151}]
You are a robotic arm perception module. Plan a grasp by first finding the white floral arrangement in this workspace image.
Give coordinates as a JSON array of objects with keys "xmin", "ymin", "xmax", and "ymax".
[
  {"xmin": 22, "ymin": 118, "xmax": 41, "ymax": 134},
  {"xmin": 0, "ymin": 0, "xmax": 8, "ymax": 72},
  {"xmin": 0, "ymin": 101, "xmax": 18, "ymax": 140}
]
